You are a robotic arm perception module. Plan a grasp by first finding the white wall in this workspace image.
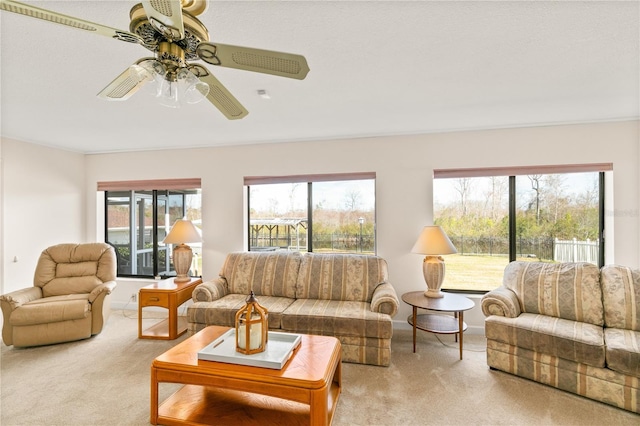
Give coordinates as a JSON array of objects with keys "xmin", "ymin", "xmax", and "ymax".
[
  {"xmin": 81, "ymin": 120, "xmax": 640, "ymax": 333},
  {"xmin": 1, "ymin": 121, "xmax": 638, "ymax": 333},
  {"xmin": 1, "ymin": 138, "xmax": 85, "ymax": 295}
]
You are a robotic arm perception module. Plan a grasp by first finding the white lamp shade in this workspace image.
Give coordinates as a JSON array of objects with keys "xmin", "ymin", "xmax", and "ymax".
[
  {"xmin": 411, "ymin": 226, "xmax": 457, "ymax": 255},
  {"xmin": 163, "ymin": 219, "xmax": 202, "ymax": 245}
]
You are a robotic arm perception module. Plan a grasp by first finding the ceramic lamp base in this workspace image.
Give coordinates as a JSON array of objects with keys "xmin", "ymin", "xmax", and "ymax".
[
  {"xmin": 424, "ymin": 288, "xmax": 445, "ymax": 298},
  {"xmin": 172, "ymin": 244, "xmax": 193, "ymax": 283},
  {"xmin": 422, "ymin": 255, "xmax": 446, "ymax": 298}
]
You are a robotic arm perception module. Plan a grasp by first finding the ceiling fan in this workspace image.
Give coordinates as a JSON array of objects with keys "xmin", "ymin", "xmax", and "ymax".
[{"xmin": 0, "ymin": 0, "xmax": 310, "ymax": 119}]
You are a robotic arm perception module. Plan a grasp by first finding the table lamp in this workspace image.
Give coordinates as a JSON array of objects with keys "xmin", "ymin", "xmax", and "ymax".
[
  {"xmin": 163, "ymin": 219, "xmax": 202, "ymax": 283},
  {"xmin": 411, "ymin": 225, "xmax": 457, "ymax": 298}
]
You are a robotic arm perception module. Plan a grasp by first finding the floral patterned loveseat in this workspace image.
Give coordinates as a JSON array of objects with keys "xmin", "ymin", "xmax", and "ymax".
[
  {"xmin": 187, "ymin": 251, "xmax": 399, "ymax": 366},
  {"xmin": 481, "ymin": 261, "xmax": 640, "ymax": 413}
]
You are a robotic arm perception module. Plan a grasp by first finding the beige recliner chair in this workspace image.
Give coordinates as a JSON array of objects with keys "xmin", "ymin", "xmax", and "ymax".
[{"xmin": 0, "ymin": 243, "xmax": 117, "ymax": 347}]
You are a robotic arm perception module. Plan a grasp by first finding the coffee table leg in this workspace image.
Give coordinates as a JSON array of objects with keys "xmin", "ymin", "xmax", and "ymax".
[
  {"xmin": 412, "ymin": 306, "xmax": 417, "ymax": 353},
  {"xmin": 310, "ymin": 387, "xmax": 329, "ymax": 426},
  {"xmin": 150, "ymin": 366, "xmax": 158, "ymax": 425},
  {"xmin": 458, "ymin": 312, "xmax": 464, "ymax": 360},
  {"xmin": 454, "ymin": 312, "xmax": 459, "ymax": 343}
]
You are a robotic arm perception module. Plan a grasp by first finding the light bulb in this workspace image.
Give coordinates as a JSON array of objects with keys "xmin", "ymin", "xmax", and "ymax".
[
  {"xmin": 157, "ymin": 80, "xmax": 181, "ymax": 108},
  {"xmin": 137, "ymin": 60, "xmax": 168, "ymax": 100},
  {"xmin": 177, "ymin": 68, "xmax": 210, "ymax": 104}
]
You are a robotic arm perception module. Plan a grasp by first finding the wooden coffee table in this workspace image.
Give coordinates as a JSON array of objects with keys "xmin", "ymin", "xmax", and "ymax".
[
  {"xmin": 150, "ymin": 326, "xmax": 342, "ymax": 425},
  {"xmin": 402, "ymin": 291, "xmax": 475, "ymax": 360}
]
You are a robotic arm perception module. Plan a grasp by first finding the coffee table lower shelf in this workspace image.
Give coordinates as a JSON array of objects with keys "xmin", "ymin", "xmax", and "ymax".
[
  {"xmin": 409, "ymin": 313, "xmax": 467, "ymax": 334},
  {"xmin": 151, "ymin": 326, "xmax": 342, "ymax": 426},
  {"xmin": 158, "ymin": 382, "xmax": 341, "ymax": 426}
]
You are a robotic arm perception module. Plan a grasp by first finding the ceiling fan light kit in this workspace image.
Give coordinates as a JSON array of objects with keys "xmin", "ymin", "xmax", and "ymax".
[{"xmin": 1, "ymin": 0, "xmax": 310, "ymax": 119}]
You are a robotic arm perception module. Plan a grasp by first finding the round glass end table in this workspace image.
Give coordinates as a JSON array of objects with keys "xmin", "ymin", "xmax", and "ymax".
[{"xmin": 401, "ymin": 291, "xmax": 475, "ymax": 360}]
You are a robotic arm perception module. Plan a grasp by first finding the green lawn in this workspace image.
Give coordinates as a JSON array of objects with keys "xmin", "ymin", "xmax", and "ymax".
[
  {"xmin": 440, "ymin": 254, "xmax": 556, "ymax": 292},
  {"xmin": 440, "ymin": 254, "xmax": 509, "ymax": 292}
]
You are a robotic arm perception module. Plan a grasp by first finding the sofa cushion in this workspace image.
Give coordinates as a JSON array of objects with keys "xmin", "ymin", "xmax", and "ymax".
[
  {"xmin": 604, "ymin": 328, "xmax": 640, "ymax": 378},
  {"xmin": 187, "ymin": 295, "xmax": 295, "ymax": 329},
  {"xmin": 601, "ymin": 265, "xmax": 640, "ymax": 332},
  {"xmin": 281, "ymin": 299, "xmax": 393, "ymax": 339},
  {"xmin": 10, "ymin": 295, "xmax": 90, "ymax": 326},
  {"xmin": 503, "ymin": 261, "xmax": 604, "ymax": 326},
  {"xmin": 485, "ymin": 312, "xmax": 606, "ymax": 367},
  {"xmin": 295, "ymin": 253, "xmax": 388, "ymax": 302},
  {"xmin": 220, "ymin": 251, "xmax": 301, "ymax": 298}
]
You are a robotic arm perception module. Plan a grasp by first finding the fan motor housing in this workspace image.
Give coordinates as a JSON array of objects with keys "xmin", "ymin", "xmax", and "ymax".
[{"xmin": 129, "ymin": 3, "xmax": 209, "ymax": 61}]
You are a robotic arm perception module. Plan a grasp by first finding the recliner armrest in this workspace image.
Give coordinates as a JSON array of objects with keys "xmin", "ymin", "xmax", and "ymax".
[
  {"xmin": 481, "ymin": 286, "xmax": 521, "ymax": 318},
  {"xmin": 192, "ymin": 278, "xmax": 228, "ymax": 302},
  {"xmin": 0, "ymin": 287, "xmax": 43, "ymax": 310},
  {"xmin": 370, "ymin": 281, "xmax": 399, "ymax": 317},
  {"xmin": 88, "ymin": 281, "xmax": 117, "ymax": 303}
]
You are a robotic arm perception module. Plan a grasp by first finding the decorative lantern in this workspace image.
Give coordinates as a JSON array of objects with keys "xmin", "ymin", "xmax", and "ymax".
[{"xmin": 235, "ymin": 291, "xmax": 268, "ymax": 355}]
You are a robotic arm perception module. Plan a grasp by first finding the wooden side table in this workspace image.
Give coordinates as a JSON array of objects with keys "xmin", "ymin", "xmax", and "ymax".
[
  {"xmin": 138, "ymin": 277, "xmax": 203, "ymax": 340},
  {"xmin": 401, "ymin": 291, "xmax": 475, "ymax": 360}
]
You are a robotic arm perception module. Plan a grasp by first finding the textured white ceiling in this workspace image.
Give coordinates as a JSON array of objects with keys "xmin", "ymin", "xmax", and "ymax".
[{"xmin": 1, "ymin": 1, "xmax": 639, "ymax": 154}]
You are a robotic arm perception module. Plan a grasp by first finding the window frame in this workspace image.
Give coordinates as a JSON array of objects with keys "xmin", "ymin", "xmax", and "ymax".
[
  {"xmin": 100, "ymin": 178, "xmax": 202, "ymax": 279},
  {"xmin": 245, "ymin": 173, "xmax": 376, "ymax": 254},
  {"xmin": 433, "ymin": 164, "xmax": 609, "ymax": 294}
]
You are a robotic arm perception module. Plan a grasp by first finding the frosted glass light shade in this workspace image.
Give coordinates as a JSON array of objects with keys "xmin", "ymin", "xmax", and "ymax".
[{"xmin": 138, "ymin": 61, "xmax": 209, "ymax": 108}]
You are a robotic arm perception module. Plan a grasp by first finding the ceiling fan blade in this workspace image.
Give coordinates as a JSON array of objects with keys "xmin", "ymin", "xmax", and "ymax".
[
  {"xmin": 0, "ymin": 0, "xmax": 143, "ymax": 45},
  {"xmin": 97, "ymin": 59, "xmax": 156, "ymax": 101},
  {"xmin": 196, "ymin": 42, "xmax": 310, "ymax": 80},
  {"xmin": 141, "ymin": 0, "xmax": 185, "ymax": 41},
  {"xmin": 188, "ymin": 64, "xmax": 248, "ymax": 120}
]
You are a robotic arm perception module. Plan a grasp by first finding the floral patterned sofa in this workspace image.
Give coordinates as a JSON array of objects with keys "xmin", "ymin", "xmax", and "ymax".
[
  {"xmin": 481, "ymin": 261, "xmax": 640, "ymax": 413},
  {"xmin": 187, "ymin": 251, "xmax": 399, "ymax": 366}
]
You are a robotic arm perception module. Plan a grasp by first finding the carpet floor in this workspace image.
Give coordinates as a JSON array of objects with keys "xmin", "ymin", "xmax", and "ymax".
[{"xmin": 1, "ymin": 310, "xmax": 639, "ymax": 425}]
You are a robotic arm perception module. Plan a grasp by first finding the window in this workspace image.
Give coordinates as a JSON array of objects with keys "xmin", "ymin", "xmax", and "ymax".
[
  {"xmin": 433, "ymin": 164, "xmax": 609, "ymax": 293},
  {"xmin": 246, "ymin": 173, "xmax": 376, "ymax": 253},
  {"xmin": 99, "ymin": 179, "xmax": 201, "ymax": 278}
]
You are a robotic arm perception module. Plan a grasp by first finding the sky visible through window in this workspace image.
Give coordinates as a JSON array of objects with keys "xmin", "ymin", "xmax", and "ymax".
[
  {"xmin": 434, "ymin": 172, "xmax": 598, "ymax": 206},
  {"xmin": 250, "ymin": 180, "xmax": 375, "ymax": 213}
]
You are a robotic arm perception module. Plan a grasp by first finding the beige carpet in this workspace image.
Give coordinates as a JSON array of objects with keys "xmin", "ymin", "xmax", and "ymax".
[{"xmin": 1, "ymin": 310, "xmax": 638, "ymax": 426}]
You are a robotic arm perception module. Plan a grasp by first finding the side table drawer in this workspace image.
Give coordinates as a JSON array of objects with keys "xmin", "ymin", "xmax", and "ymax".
[{"xmin": 140, "ymin": 291, "xmax": 169, "ymax": 307}]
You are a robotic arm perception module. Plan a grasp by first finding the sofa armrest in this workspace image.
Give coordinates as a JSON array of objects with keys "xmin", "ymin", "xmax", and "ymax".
[
  {"xmin": 192, "ymin": 278, "xmax": 228, "ymax": 302},
  {"xmin": 88, "ymin": 281, "xmax": 117, "ymax": 303},
  {"xmin": 481, "ymin": 286, "xmax": 521, "ymax": 318},
  {"xmin": 0, "ymin": 287, "xmax": 43, "ymax": 310},
  {"xmin": 370, "ymin": 281, "xmax": 399, "ymax": 317}
]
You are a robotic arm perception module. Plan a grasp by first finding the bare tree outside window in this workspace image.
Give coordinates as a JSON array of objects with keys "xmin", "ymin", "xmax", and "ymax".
[
  {"xmin": 454, "ymin": 178, "xmax": 473, "ymax": 216},
  {"xmin": 434, "ymin": 171, "xmax": 600, "ymax": 292},
  {"xmin": 344, "ymin": 189, "xmax": 362, "ymax": 211},
  {"xmin": 527, "ymin": 174, "xmax": 542, "ymax": 225}
]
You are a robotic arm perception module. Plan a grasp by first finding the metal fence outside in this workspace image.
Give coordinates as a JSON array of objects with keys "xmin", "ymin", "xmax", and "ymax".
[
  {"xmin": 449, "ymin": 235, "xmax": 597, "ymax": 263},
  {"xmin": 251, "ymin": 233, "xmax": 374, "ymax": 253}
]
